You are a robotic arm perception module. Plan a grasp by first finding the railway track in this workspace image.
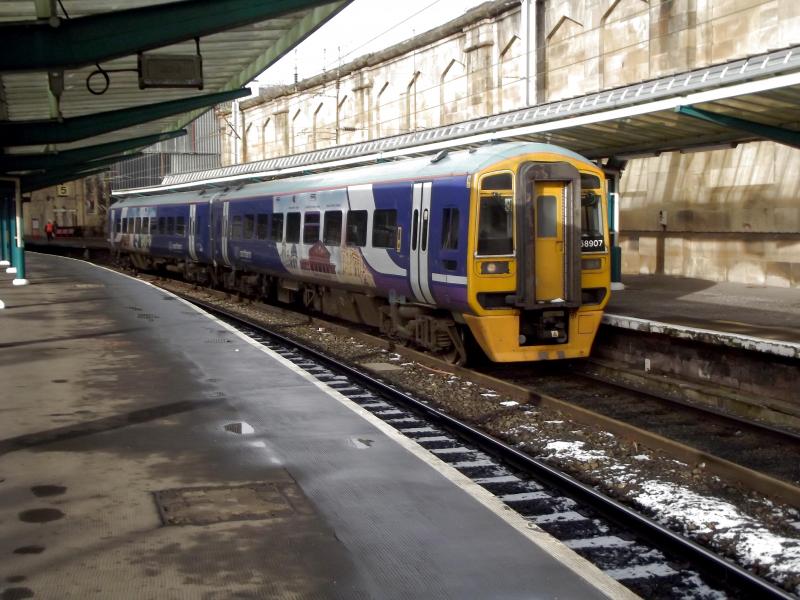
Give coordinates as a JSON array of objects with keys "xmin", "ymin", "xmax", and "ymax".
[
  {"xmin": 483, "ymin": 362, "xmax": 800, "ymax": 500},
  {"xmin": 184, "ymin": 294, "xmax": 795, "ymax": 600}
]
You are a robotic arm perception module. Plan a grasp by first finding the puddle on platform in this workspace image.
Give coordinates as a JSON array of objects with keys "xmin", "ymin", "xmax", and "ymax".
[
  {"xmin": 12, "ymin": 546, "xmax": 45, "ymax": 554},
  {"xmin": 30, "ymin": 485, "xmax": 66, "ymax": 498},
  {"xmin": 2, "ymin": 587, "xmax": 35, "ymax": 600},
  {"xmin": 18, "ymin": 508, "xmax": 64, "ymax": 523}
]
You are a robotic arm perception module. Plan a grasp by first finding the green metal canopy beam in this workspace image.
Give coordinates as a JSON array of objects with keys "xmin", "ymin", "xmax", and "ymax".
[
  {"xmin": 22, "ymin": 167, "xmax": 113, "ymax": 194},
  {"xmin": 675, "ymin": 105, "xmax": 800, "ymax": 149},
  {"xmin": 20, "ymin": 154, "xmax": 143, "ymax": 194},
  {"xmin": 0, "ymin": 88, "xmax": 249, "ymax": 147},
  {"xmin": 1, "ymin": 0, "xmax": 336, "ymax": 72},
  {"xmin": 0, "ymin": 129, "xmax": 186, "ymax": 173},
  {"xmin": 165, "ymin": 1, "xmax": 348, "ymax": 133}
]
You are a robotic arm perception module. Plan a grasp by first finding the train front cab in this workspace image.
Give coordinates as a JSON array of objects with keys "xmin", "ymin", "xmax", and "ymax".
[{"xmin": 463, "ymin": 153, "xmax": 610, "ymax": 362}]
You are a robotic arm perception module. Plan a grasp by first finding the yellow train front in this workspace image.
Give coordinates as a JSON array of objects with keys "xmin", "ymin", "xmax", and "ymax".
[{"xmin": 462, "ymin": 147, "xmax": 610, "ymax": 362}]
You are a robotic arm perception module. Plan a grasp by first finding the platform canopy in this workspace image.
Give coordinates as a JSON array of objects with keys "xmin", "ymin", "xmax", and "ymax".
[
  {"xmin": 0, "ymin": 0, "xmax": 350, "ymax": 192},
  {"xmin": 116, "ymin": 44, "xmax": 800, "ymax": 196}
]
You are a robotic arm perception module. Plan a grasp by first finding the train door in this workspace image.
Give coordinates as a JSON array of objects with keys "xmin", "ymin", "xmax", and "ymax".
[
  {"xmin": 208, "ymin": 194, "xmax": 229, "ymax": 268},
  {"xmin": 409, "ymin": 182, "xmax": 435, "ymax": 304},
  {"xmin": 221, "ymin": 201, "xmax": 231, "ymax": 266},
  {"xmin": 515, "ymin": 162, "xmax": 581, "ymax": 308},
  {"xmin": 532, "ymin": 181, "xmax": 564, "ymax": 301},
  {"xmin": 188, "ymin": 204, "xmax": 198, "ymax": 262},
  {"xmin": 109, "ymin": 209, "xmax": 117, "ymax": 244}
]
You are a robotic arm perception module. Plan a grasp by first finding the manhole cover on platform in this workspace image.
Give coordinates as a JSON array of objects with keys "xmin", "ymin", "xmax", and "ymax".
[{"xmin": 153, "ymin": 482, "xmax": 313, "ymax": 526}]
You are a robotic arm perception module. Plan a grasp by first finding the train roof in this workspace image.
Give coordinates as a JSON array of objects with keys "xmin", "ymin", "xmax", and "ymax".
[{"xmin": 111, "ymin": 142, "xmax": 596, "ymax": 208}]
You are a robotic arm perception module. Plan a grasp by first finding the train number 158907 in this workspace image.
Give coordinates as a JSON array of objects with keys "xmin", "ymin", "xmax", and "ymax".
[{"xmin": 581, "ymin": 236, "xmax": 606, "ymax": 251}]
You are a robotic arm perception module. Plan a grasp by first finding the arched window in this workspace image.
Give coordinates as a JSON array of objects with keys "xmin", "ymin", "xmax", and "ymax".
[{"xmin": 440, "ymin": 59, "xmax": 466, "ymax": 125}]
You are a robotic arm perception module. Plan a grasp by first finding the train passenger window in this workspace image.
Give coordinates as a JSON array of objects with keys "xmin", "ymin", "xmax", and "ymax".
[
  {"xmin": 271, "ymin": 213, "xmax": 284, "ymax": 241},
  {"xmin": 478, "ymin": 172, "xmax": 514, "ymax": 256},
  {"xmin": 121, "ymin": 218, "xmax": 127, "ymax": 233},
  {"xmin": 150, "ymin": 218, "xmax": 158, "ymax": 234},
  {"xmin": 256, "ymin": 214, "xmax": 269, "ymax": 240},
  {"xmin": 372, "ymin": 209, "xmax": 397, "ymax": 248},
  {"xmin": 115, "ymin": 219, "xmax": 122, "ymax": 234},
  {"xmin": 243, "ymin": 214, "xmax": 255, "ymax": 239},
  {"xmin": 142, "ymin": 217, "xmax": 150, "ymax": 233},
  {"xmin": 134, "ymin": 217, "xmax": 141, "ymax": 234},
  {"xmin": 158, "ymin": 217, "xmax": 166, "ymax": 234},
  {"xmin": 303, "ymin": 212, "xmax": 320, "ymax": 243},
  {"xmin": 231, "ymin": 215, "xmax": 243, "ymax": 239},
  {"xmin": 536, "ymin": 196, "xmax": 557, "ymax": 238},
  {"xmin": 176, "ymin": 216, "xmax": 185, "ymax": 236},
  {"xmin": 323, "ymin": 211, "xmax": 342, "ymax": 245},
  {"xmin": 167, "ymin": 217, "xmax": 175, "ymax": 235},
  {"xmin": 346, "ymin": 211, "xmax": 367, "ymax": 246},
  {"xmin": 286, "ymin": 212, "xmax": 301, "ymax": 243},
  {"xmin": 441, "ymin": 208, "xmax": 459, "ymax": 250}
]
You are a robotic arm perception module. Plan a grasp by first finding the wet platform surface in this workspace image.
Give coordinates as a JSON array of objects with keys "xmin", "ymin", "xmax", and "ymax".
[
  {"xmin": 0, "ymin": 253, "xmax": 629, "ymax": 599},
  {"xmin": 606, "ymin": 274, "xmax": 800, "ymax": 353}
]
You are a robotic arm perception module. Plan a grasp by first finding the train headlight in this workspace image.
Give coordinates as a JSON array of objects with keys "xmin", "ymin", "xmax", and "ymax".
[
  {"xmin": 582, "ymin": 258, "xmax": 602, "ymax": 270},
  {"xmin": 481, "ymin": 261, "xmax": 510, "ymax": 274}
]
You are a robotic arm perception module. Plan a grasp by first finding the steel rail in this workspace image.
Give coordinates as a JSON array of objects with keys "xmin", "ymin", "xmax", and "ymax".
[{"xmin": 184, "ymin": 294, "xmax": 796, "ymax": 600}]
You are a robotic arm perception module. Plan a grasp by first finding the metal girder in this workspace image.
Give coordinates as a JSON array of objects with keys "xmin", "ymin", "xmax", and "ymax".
[
  {"xmin": 165, "ymin": 1, "xmax": 347, "ymax": 134},
  {"xmin": 20, "ymin": 154, "xmax": 143, "ymax": 194},
  {"xmin": 0, "ymin": 88, "xmax": 249, "ymax": 146},
  {"xmin": 0, "ymin": 0, "xmax": 337, "ymax": 72},
  {"xmin": 675, "ymin": 105, "xmax": 800, "ymax": 149},
  {"xmin": 0, "ymin": 129, "xmax": 186, "ymax": 173}
]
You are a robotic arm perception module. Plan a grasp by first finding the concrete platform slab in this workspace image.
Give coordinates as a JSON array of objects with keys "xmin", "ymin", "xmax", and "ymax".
[
  {"xmin": 606, "ymin": 274, "xmax": 800, "ymax": 357},
  {"xmin": 0, "ymin": 254, "xmax": 632, "ymax": 600}
]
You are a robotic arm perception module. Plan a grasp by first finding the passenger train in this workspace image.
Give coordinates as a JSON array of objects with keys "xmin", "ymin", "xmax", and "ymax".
[{"xmin": 109, "ymin": 142, "xmax": 611, "ymax": 363}]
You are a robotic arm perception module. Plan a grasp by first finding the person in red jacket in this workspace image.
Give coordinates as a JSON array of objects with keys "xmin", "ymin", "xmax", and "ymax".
[{"xmin": 44, "ymin": 221, "xmax": 54, "ymax": 241}]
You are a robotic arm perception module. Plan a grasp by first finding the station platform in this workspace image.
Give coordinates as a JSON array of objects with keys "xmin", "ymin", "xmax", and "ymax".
[
  {"xmin": 0, "ymin": 253, "xmax": 629, "ymax": 600},
  {"xmin": 605, "ymin": 274, "xmax": 800, "ymax": 358}
]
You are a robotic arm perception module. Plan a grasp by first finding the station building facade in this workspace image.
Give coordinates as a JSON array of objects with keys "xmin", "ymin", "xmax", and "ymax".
[{"xmin": 219, "ymin": 0, "xmax": 800, "ymax": 288}]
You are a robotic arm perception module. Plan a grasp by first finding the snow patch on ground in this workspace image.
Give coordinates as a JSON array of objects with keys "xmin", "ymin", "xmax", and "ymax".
[
  {"xmin": 543, "ymin": 440, "xmax": 606, "ymax": 462},
  {"xmin": 634, "ymin": 481, "xmax": 800, "ymax": 593}
]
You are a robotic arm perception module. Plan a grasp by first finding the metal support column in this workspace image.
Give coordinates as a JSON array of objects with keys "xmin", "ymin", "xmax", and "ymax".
[
  {"xmin": 0, "ymin": 195, "xmax": 9, "ymax": 266},
  {"xmin": 605, "ymin": 168, "xmax": 625, "ymax": 291},
  {"xmin": 1, "ymin": 178, "xmax": 28, "ymax": 284}
]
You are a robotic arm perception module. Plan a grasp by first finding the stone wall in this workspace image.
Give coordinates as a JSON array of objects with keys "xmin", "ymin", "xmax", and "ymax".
[
  {"xmin": 619, "ymin": 142, "xmax": 800, "ymax": 287},
  {"xmin": 23, "ymin": 174, "xmax": 109, "ymax": 239},
  {"xmin": 219, "ymin": 0, "xmax": 800, "ymax": 287}
]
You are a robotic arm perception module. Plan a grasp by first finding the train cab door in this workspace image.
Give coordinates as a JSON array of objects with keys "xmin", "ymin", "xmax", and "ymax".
[
  {"xmin": 515, "ymin": 162, "xmax": 581, "ymax": 309},
  {"xmin": 208, "ymin": 193, "xmax": 229, "ymax": 268},
  {"xmin": 409, "ymin": 182, "xmax": 435, "ymax": 304},
  {"xmin": 188, "ymin": 204, "xmax": 198, "ymax": 262},
  {"xmin": 532, "ymin": 181, "xmax": 565, "ymax": 301}
]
